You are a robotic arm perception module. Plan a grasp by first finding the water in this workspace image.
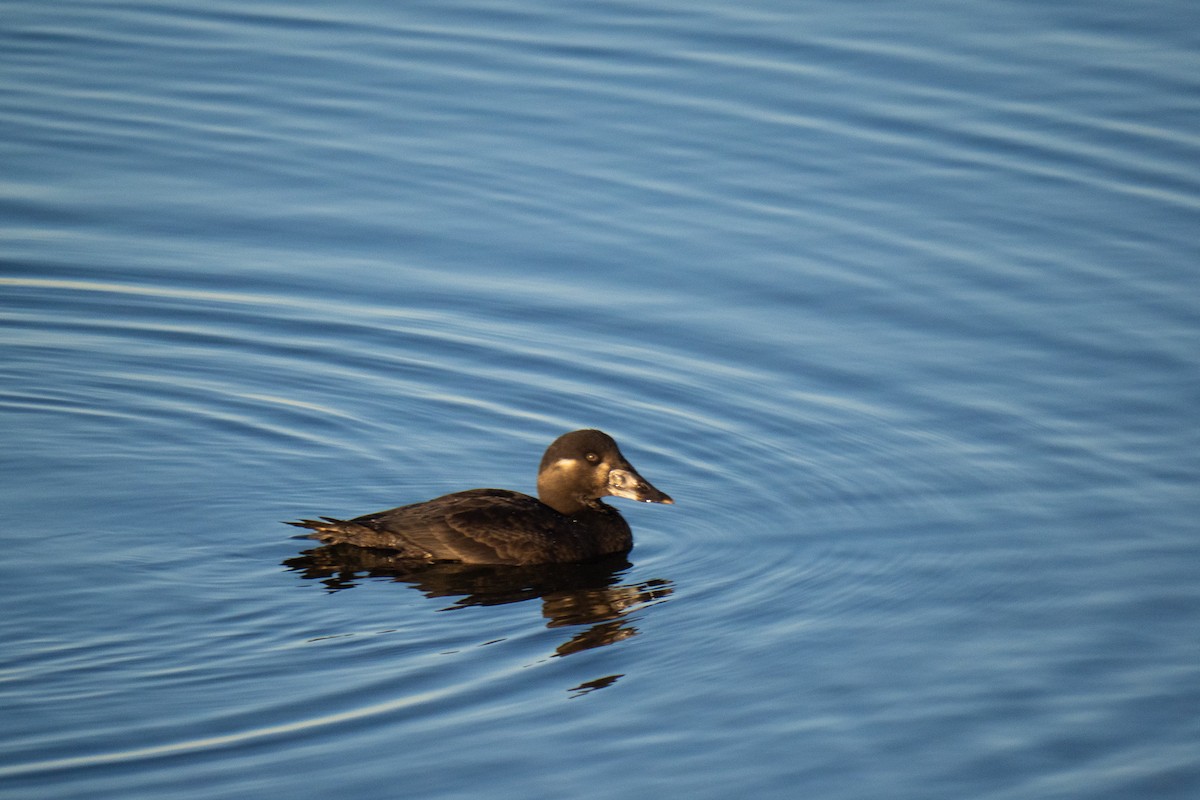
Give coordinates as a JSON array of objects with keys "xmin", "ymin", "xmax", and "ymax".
[{"xmin": 3, "ymin": 1, "xmax": 1199, "ymax": 797}]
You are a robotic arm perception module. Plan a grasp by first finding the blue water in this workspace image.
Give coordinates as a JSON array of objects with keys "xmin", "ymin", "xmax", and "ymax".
[{"xmin": 3, "ymin": 0, "xmax": 1199, "ymax": 797}]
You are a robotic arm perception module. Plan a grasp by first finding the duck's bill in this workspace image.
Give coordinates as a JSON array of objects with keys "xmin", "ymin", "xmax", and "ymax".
[{"xmin": 607, "ymin": 468, "xmax": 674, "ymax": 505}]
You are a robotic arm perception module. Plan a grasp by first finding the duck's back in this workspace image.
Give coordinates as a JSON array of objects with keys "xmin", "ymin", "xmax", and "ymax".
[{"xmin": 294, "ymin": 489, "xmax": 632, "ymax": 565}]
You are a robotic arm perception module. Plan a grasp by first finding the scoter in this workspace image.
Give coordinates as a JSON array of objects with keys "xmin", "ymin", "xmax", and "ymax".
[{"xmin": 288, "ymin": 429, "xmax": 673, "ymax": 565}]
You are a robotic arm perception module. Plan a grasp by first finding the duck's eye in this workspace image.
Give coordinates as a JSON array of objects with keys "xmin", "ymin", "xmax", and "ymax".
[{"xmin": 584, "ymin": 452, "xmax": 599, "ymax": 463}]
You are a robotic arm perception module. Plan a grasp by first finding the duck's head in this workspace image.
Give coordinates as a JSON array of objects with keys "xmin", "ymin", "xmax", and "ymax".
[{"xmin": 536, "ymin": 429, "xmax": 674, "ymax": 515}]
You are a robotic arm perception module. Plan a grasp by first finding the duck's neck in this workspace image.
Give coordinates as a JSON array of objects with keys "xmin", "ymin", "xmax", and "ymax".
[{"xmin": 537, "ymin": 474, "xmax": 599, "ymax": 516}]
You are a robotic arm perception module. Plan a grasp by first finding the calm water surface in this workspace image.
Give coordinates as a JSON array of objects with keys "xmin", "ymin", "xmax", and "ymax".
[{"xmin": 2, "ymin": 1, "xmax": 1199, "ymax": 798}]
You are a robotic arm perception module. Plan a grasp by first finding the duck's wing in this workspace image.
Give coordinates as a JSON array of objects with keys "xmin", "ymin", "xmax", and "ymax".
[{"xmin": 291, "ymin": 489, "xmax": 568, "ymax": 564}]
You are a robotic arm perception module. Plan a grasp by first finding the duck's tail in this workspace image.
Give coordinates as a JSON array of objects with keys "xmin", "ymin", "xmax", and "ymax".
[{"xmin": 286, "ymin": 516, "xmax": 369, "ymax": 543}]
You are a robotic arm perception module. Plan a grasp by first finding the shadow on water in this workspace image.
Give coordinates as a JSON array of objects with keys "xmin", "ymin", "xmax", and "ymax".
[{"xmin": 283, "ymin": 544, "xmax": 673, "ymax": 658}]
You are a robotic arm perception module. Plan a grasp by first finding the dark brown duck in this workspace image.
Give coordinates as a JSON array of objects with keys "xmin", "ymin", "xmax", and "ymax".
[{"xmin": 288, "ymin": 429, "xmax": 673, "ymax": 565}]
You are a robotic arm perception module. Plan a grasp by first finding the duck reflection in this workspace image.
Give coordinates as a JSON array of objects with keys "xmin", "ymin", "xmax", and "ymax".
[{"xmin": 283, "ymin": 544, "xmax": 672, "ymax": 657}]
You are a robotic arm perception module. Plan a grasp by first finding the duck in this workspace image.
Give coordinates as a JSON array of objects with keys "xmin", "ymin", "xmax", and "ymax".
[{"xmin": 288, "ymin": 429, "xmax": 673, "ymax": 565}]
